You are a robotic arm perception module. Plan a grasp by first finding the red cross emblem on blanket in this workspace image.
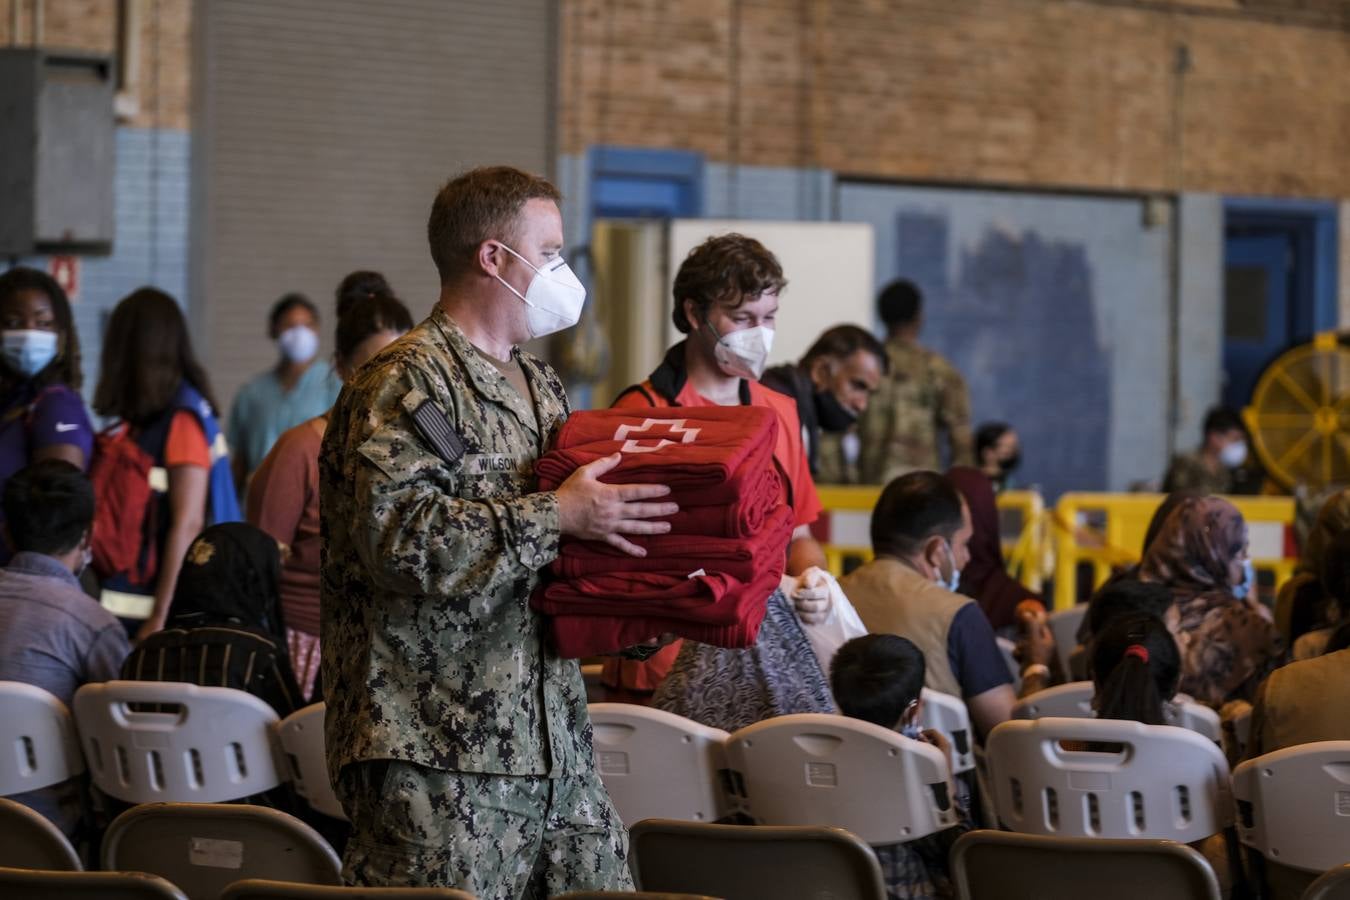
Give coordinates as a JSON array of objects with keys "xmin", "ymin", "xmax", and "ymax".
[{"xmin": 613, "ymin": 418, "xmax": 702, "ymax": 454}]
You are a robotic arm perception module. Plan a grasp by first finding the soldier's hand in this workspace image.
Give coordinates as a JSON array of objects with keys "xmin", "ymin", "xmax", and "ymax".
[{"xmin": 556, "ymin": 453, "xmax": 678, "ymax": 557}]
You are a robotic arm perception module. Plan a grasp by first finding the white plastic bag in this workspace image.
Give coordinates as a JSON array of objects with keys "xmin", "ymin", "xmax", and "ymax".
[{"xmin": 782, "ymin": 566, "xmax": 868, "ymax": 676}]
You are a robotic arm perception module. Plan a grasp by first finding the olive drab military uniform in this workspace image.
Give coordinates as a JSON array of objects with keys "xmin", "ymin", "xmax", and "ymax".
[
  {"xmin": 320, "ymin": 307, "xmax": 631, "ymax": 899},
  {"xmin": 857, "ymin": 336, "xmax": 973, "ymax": 484},
  {"xmin": 1162, "ymin": 452, "xmax": 1234, "ymax": 496}
]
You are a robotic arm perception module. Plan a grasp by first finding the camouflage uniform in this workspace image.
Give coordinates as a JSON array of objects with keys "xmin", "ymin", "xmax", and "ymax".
[
  {"xmin": 320, "ymin": 307, "xmax": 631, "ymax": 899},
  {"xmin": 1161, "ymin": 452, "xmax": 1234, "ymax": 496},
  {"xmin": 857, "ymin": 337, "xmax": 973, "ymax": 484}
]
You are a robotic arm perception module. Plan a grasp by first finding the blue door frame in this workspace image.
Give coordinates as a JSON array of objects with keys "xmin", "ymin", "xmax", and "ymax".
[{"xmin": 1221, "ymin": 197, "xmax": 1339, "ymax": 410}]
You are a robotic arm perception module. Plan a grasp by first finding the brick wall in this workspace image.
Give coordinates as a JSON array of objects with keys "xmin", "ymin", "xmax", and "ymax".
[
  {"xmin": 560, "ymin": 0, "xmax": 1350, "ymax": 198},
  {"xmin": 0, "ymin": 0, "xmax": 191, "ymax": 130}
]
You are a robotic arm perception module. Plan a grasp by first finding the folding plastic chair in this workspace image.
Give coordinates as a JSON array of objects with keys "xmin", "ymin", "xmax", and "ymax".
[
  {"xmin": 0, "ymin": 680, "xmax": 85, "ymax": 796},
  {"xmin": 0, "ymin": 796, "xmax": 82, "ymax": 870},
  {"xmin": 103, "ymin": 802, "xmax": 341, "ymax": 899},
  {"xmin": 0, "ymin": 866, "xmax": 189, "ymax": 900},
  {"xmin": 587, "ymin": 703, "xmax": 731, "ymax": 825},
  {"xmin": 1047, "ymin": 604, "xmax": 1087, "ymax": 676},
  {"xmin": 1234, "ymin": 741, "xmax": 1350, "ymax": 873},
  {"xmin": 1012, "ymin": 681, "xmax": 1221, "ymax": 742},
  {"xmin": 628, "ymin": 819, "xmax": 885, "ymax": 900},
  {"xmin": 275, "ymin": 702, "xmax": 346, "ymax": 821},
  {"xmin": 985, "ymin": 717, "xmax": 1232, "ymax": 843},
  {"xmin": 950, "ymin": 829, "xmax": 1221, "ymax": 900},
  {"xmin": 724, "ymin": 713, "xmax": 957, "ymax": 844},
  {"xmin": 220, "ymin": 880, "xmax": 474, "ymax": 899},
  {"xmin": 73, "ymin": 681, "xmax": 284, "ymax": 804},
  {"xmin": 1304, "ymin": 865, "xmax": 1350, "ymax": 900},
  {"xmin": 917, "ymin": 688, "xmax": 975, "ymax": 774}
]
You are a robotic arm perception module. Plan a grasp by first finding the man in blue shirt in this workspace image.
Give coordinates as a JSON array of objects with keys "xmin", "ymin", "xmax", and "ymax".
[
  {"xmin": 841, "ymin": 471, "xmax": 1017, "ymax": 739},
  {"xmin": 0, "ymin": 460, "xmax": 129, "ymax": 837},
  {"xmin": 227, "ymin": 293, "xmax": 342, "ymax": 488}
]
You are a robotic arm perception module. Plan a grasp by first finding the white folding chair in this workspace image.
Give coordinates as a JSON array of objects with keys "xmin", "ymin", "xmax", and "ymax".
[
  {"xmin": 1048, "ymin": 604, "xmax": 1087, "ymax": 677},
  {"xmin": 1012, "ymin": 682, "xmax": 1095, "ymax": 720},
  {"xmin": 1013, "ymin": 681, "xmax": 1222, "ymax": 743},
  {"xmin": 724, "ymin": 713, "xmax": 957, "ymax": 845},
  {"xmin": 917, "ymin": 688, "xmax": 975, "ymax": 774},
  {"xmin": 1233, "ymin": 741, "xmax": 1350, "ymax": 873},
  {"xmin": 985, "ymin": 717, "xmax": 1232, "ymax": 843},
  {"xmin": 995, "ymin": 637, "xmax": 1022, "ymax": 694},
  {"xmin": 103, "ymin": 802, "xmax": 340, "ymax": 899},
  {"xmin": 275, "ymin": 702, "xmax": 346, "ymax": 821},
  {"xmin": 73, "ymin": 681, "xmax": 284, "ymax": 804},
  {"xmin": 588, "ymin": 703, "xmax": 730, "ymax": 824},
  {"xmin": 0, "ymin": 681, "xmax": 85, "ymax": 796}
]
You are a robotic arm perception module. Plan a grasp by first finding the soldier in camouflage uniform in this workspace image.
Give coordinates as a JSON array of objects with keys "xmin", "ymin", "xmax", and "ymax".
[
  {"xmin": 857, "ymin": 279, "xmax": 973, "ymax": 484},
  {"xmin": 1161, "ymin": 406, "xmax": 1248, "ymax": 496},
  {"xmin": 320, "ymin": 167, "xmax": 676, "ymax": 898}
]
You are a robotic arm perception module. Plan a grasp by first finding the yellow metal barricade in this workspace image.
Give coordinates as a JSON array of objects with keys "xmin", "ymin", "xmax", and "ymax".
[
  {"xmin": 1050, "ymin": 493, "xmax": 1296, "ymax": 611},
  {"xmin": 814, "ymin": 485, "xmax": 1045, "ymax": 592}
]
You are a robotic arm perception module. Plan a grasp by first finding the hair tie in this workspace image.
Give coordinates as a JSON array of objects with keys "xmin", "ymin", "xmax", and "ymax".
[{"xmin": 1124, "ymin": 644, "xmax": 1149, "ymax": 664}]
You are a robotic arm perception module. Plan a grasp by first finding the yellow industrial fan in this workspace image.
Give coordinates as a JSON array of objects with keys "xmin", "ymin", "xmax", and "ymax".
[{"xmin": 1244, "ymin": 332, "xmax": 1350, "ymax": 492}]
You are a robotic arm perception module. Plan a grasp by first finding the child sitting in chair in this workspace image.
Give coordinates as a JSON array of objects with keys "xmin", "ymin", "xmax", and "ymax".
[{"xmin": 830, "ymin": 633, "xmax": 966, "ymax": 900}]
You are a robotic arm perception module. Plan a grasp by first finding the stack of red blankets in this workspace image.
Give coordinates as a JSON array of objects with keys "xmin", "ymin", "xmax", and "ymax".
[{"xmin": 532, "ymin": 406, "xmax": 794, "ymax": 658}]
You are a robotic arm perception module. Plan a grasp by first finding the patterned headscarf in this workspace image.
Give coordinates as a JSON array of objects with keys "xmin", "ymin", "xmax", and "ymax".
[{"xmin": 1139, "ymin": 496, "xmax": 1247, "ymax": 595}]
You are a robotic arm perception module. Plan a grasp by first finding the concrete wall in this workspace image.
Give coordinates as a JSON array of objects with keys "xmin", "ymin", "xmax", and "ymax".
[{"xmin": 836, "ymin": 181, "xmax": 1173, "ymax": 498}]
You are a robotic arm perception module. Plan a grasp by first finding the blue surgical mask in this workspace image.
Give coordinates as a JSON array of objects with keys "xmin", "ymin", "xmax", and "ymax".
[
  {"xmin": 900, "ymin": 722, "xmax": 922, "ymax": 740},
  {"xmin": 1233, "ymin": 558, "xmax": 1255, "ymax": 600},
  {"xmin": 936, "ymin": 541, "xmax": 962, "ymax": 593},
  {"xmin": 1, "ymin": 329, "xmax": 58, "ymax": 378}
]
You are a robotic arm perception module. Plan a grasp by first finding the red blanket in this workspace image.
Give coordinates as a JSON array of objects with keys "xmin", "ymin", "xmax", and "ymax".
[
  {"xmin": 551, "ymin": 506, "xmax": 795, "ymax": 581},
  {"xmin": 542, "ymin": 565, "xmax": 782, "ymax": 657},
  {"xmin": 535, "ymin": 406, "xmax": 780, "ymax": 508}
]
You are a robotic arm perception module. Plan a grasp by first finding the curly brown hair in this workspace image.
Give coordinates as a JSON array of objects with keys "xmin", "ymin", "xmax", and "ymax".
[{"xmin": 671, "ymin": 233, "xmax": 787, "ymax": 334}]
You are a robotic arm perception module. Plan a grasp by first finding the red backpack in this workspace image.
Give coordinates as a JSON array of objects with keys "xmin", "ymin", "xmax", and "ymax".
[{"xmin": 88, "ymin": 424, "xmax": 159, "ymax": 585}]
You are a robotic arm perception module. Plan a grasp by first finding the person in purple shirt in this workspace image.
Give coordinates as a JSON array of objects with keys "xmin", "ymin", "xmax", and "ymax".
[
  {"xmin": 0, "ymin": 268, "xmax": 94, "ymax": 565},
  {"xmin": 0, "ymin": 460, "xmax": 129, "ymax": 840}
]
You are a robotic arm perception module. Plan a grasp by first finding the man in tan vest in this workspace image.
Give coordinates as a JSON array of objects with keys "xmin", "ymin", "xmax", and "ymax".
[{"xmin": 841, "ymin": 471, "xmax": 1016, "ymax": 739}]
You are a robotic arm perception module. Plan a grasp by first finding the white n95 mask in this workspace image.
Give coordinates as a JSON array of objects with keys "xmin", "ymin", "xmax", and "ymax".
[
  {"xmin": 277, "ymin": 325, "xmax": 319, "ymax": 364},
  {"xmin": 494, "ymin": 243, "xmax": 587, "ymax": 339},
  {"xmin": 708, "ymin": 321, "xmax": 774, "ymax": 380}
]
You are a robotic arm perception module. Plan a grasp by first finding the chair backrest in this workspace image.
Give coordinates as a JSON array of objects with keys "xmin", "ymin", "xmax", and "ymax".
[
  {"xmin": 1013, "ymin": 681, "xmax": 1223, "ymax": 743},
  {"xmin": 1233, "ymin": 740, "xmax": 1350, "ymax": 873},
  {"xmin": 0, "ymin": 795, "xmax": 82, "ymax": 871},
  {"xmin": 73, "ymin": 681, "xmax": 284, "ymax": 804},
  {"xmin": 220, "ymin": 879, "xmax": 474, "ymax": 899},
  {"xmin": 1304, "ymin": 864, "xmax": 1350, "ymax": 900},
  {"xmin": 1047, "ymin": 604, "xmax": 1087, "ymax": 676},
  {"xmin": 724, "ymin": 713, "xmax": 957, "ymax": 845},
  {"xmin": 104, "ymin": 803, "xmax": 340, "ymax": 899},
  {"xmin": 1226, "ymin": 703, "xmax": 1253, "ymax": 762},
  {"xmin": 950, "ymin": 829, "xmax": 1221, "ymax": 900},
  {"xmin": 275, "ymin": 702, "xmax": 346, "ymax": 821},
  {"xmin": 588, "ymin": 703, "xmax": 730, "ymax": 824},
  {"xmin": 0, "ymin": 680, "xmax": 85, "ymax": 795},
  {"xmin": 0, "ymin": 866, "xmax": 189, "ymax": 900},
  {"xmin": 1012, "ymin": 682, "xmax": 1094, "ymax": 720},
  {"xmin": 995, "ymin": 637, "xmax": 1022, "ymax": 693},
  {"xmin": 917, "ymin": 688, "xmax": 975, "ymax": 774},
  {"xmin": 985, "ymin": 717, "xmax": 1232, "ymax": 843},
  {"xmin": 629, "ymin": 819, "xmax": 885, "ymax": 900}
]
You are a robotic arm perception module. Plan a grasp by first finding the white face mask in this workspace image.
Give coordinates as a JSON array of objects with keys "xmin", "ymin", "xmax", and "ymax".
[
  {"xmin": 1219, "ymin": 439, "xmax": 1248, "ymax": 469},
  {"xmin": 277, "ymin": 325, "xmax": 319, "ymax": 364},
  {"xmin": 936, "ymin": 540, "xmax": 962, "ymax": 593},
  {"xmin": 706, "ymin": 320, "xmax": 774, "ymax": 380},
  {"xmin": 494, "ymin": 243, "xmax": 587, "ymax": 339},
  {"xmin": 1, "ymin": 329, "xmax": 58, "ymax": 378}
]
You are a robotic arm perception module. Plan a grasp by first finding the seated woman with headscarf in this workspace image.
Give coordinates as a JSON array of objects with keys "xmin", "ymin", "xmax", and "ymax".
[
  {"xmin": 1275, "ymin": 487, "xmax": 1350, "ymax": 659},
  {"xmin": 1138, "ymin": 496, "xmax": 1280, "ymax": 709},
  {"xmin": 945, "ymin": 467, "xmax": 1041, "ymax": 634},
  {"xmin": 121, "ymin": 522, "xmax": 303, "ymax": 717}
]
